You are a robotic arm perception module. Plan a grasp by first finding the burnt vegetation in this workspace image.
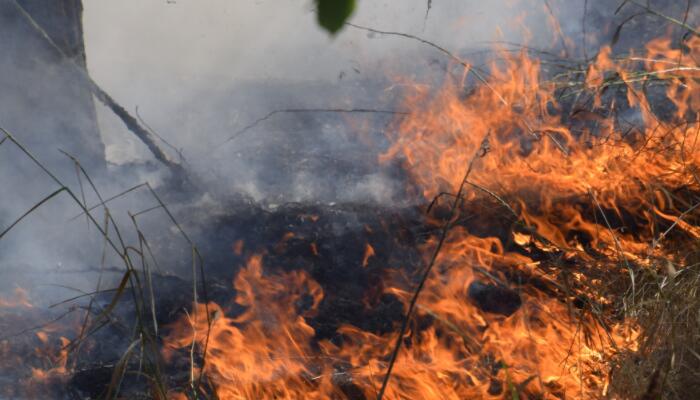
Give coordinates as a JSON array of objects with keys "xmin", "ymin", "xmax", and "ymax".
[{"xmin": 2, "ymin": 1, "xmax": 700, "ymax": 399}]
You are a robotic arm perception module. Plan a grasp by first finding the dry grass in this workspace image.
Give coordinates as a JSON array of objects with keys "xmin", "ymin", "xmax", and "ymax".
[
  {"xmin": 0, "ymin": 127, "xmax": 210, "ymax": 399},
  {"xmin": 609, "ymin": 260, "xmax": 700, "ymax": 399}
]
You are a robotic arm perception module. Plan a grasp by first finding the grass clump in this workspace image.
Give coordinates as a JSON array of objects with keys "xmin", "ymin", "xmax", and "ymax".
[{"xmin": 610, "ymin": 260, "xmax": 700, "ymax": 399}]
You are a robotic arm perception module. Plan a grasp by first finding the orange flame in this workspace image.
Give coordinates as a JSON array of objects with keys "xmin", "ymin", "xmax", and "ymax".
[
  {"xmin": 362, "ymin": 243, "xmax": 376, "ymax": 267},
  {"xmin": 164, "ymin": 24, "xmax": 700, "ymax": 400}
]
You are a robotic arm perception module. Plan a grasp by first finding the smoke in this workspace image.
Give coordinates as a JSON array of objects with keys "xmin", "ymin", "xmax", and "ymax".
[
  {"xmin": 82, "ymin": 0, "xmax": 700, "ymax": 204},
  {"xmin": 1, "ymin": 1, "xmax": 699, "ymax": 393},
  {"xmin": 83, "ymin": 0, "xmax": 618, "ymax": 205},
  {"xmin": 1, "ymin": 0, "xmax": 697, "ymax": 308}
]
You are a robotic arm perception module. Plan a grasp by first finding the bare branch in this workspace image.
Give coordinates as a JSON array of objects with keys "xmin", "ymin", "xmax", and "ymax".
[{"xmin": 220, "ymin": 107, "xmax": 408, "ymax": 146}]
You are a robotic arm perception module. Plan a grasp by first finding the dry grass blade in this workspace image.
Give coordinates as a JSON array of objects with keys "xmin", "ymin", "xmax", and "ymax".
[
  {"xmin": 0, "ymin": 127, "xmax": 191, "ymax": 397},
  {"xmin": 652, "ymin": 200, "xmax": 700, "ymax": 248},
  {"xmin": 376, "ymin": 134, "xmax": 491, "ymax": 400},
  {"xmin": 0, "ymin": 187, "xmax": 66, "ymax": 240},
  {"xmin": 346, "ymin": 22, "xmax": 506, "ymax": 105},
  {"xmin": 589, "ymin": 188, "xmax": 636, "ymax": 304},
  {"xmin": 140, "ymin": 182, "xmax": 213, "ymax": 392},
  {"xmin": 130, "ymin": 215, "xmax": 160, "ymax": 336},
  {"xmin": 610, "ymin": 264, "xmax": 700, "ymax": 398},
  {"xmin": 68, "ymin": 183, "xmax": 148, "ymax": 221},
  {"xmin": 626, "ymin": 0, "xmax": 700, "ymax": 37},
  {"xmin": 105, "ymin": 338, "xmax": 142, "ymax": 400},
  {"xmin": 49, "ymin": 287, "xmax": 120, "ymax": 309},
  {"xmin": 74, "ymin": 270, "xmax": 131, "ymax": 346},
  {"xmin": 542, "ymin": 0, "xmax": 570, "ymax": 58},
  {"xmin": 347, "ymin": 23, "xmax": 570, "ymax": 155}
]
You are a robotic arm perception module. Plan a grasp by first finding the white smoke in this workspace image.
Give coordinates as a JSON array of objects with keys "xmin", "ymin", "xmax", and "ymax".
[{"xmin": 83, "ymin": 0, "xmax": 599, "ymax": 204}]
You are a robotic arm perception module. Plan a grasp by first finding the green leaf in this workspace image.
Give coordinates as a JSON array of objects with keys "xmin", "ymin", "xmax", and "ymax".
[{"xmin": 316, "ymin": 0, "xmax": 355, "ymax": 35}]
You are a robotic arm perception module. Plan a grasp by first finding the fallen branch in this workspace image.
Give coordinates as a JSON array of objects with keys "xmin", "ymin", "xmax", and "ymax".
[
  {"xmin": 136, "ymin": 106, "xmax": 187, "ymax": 164},
  {"xmin": 91, "ymin": 86, "xmax": 188, "ymax": 180},
  {"xmin": 11, "ymin": 1, "xmax": 189, "ymax": 183}
]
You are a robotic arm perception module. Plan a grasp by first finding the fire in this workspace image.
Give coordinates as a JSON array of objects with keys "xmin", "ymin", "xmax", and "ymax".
[
  {"xmin": 362, "ymin": 243, "xmax": 376, "ymax": 267},
  {"xmin": 163, "ymin": 20, "xmax": 699, "ymax": 400},
  {"xmin": 164, "ymin": 254, "xmax": 332, "ymax": 398},
  {"xmin": 165, "ymin": 247, "xmax": 637, "ymax": 398},
  {"xmin": 0, "ymin": 287, "xmax": 76, "ymax": 398},
  {"xmin": 30, "ymin": 335, "xmax": 70, "ymax": 382},
  {"xmin": 0, "ymin": 287, "xmax": 34, "ymax": 309}
]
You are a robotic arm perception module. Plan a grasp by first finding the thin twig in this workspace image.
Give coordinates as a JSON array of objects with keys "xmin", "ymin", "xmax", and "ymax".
[
  {"xmin": 589, "ymin": 189, "xmax": 636, "ymax": 306},
  {"xmin": 68, "ymin": 183, "xmax": 148, "ymax": 221},
  {"xmin": 0, "ymin": 307, "xmax": 80, "ymax": 341},
  {"xmin": 376, "ymin": 134, "xmax": 491, "ymax": 399},
  {"xmin": 347, "ymin": 22, "xmax": 507, "ymax": 105},
  {"xmin": 347, "ymin": 22, "xmax": 570, "ymax": 155},
  {"xmin": 626, "ymin": 0, "xmax": 700, "ymax": 36},
  {"xmin": 465, "ymin": 181, "xmax": 518, "ymax": 218},
  {"xmin": 220, "ymin": 108, "xmax": 408, "ymax": 146},
  {"xmin": 135, "ymin": 106, "xmax": 187, "ymax": 164},
  {"xmin": 582, "ymin": 0, "xmax": 589, "ymax": 61},
  {"xmin": 652, "ymin": 200, "xmax": 700, "ymax": 248},
  {"xmin": 424, "ymin": 0, "xmax": 433, "ymax": 27},
  {"xmin": 542, "ymin": 0, "xmax": 570, "ymax": 58}
]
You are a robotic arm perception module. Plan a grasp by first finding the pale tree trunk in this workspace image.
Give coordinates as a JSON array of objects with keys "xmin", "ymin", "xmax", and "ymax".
[{"xmin": 0, "ymin": 0, "xmax": 105, "ymax": 170}]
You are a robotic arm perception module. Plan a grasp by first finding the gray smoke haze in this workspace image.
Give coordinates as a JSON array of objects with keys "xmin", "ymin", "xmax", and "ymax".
[
  {"xmin": 1, "ymin": 0, "xmax": 698, "ymax": 304},
  {"xmin": 83, "ymin": 0, "xmax": 601, "ymax": 204},
  {"xmin": 81, "ymin": 0, "xmax": 699, "ymax": 204},
  {"xmin": 2, "ymin": 3, "xmax": 699, "ymax": 396},
  {"xmin": 2, "ymin": 6, "xmax": 699, "ymax": 397}
]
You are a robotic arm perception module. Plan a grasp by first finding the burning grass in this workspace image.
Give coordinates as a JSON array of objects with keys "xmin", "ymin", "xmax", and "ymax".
[
  {"xmin": 2, "ymin": 3, "xmax": 700, "ymax": 399},
  {"xmin": 160, "ymin": 26, "xmax": 700, "ymax": 397}
]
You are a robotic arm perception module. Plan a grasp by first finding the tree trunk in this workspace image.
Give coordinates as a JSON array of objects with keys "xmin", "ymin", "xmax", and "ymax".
[{"xmin": 0, "ymin": 0, "xmax": 104, "ymax": 170}]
